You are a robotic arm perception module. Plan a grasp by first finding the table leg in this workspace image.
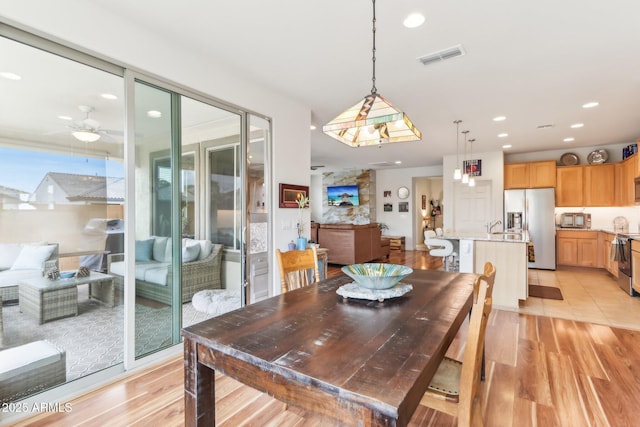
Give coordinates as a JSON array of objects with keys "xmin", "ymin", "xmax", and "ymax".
[
  {"xmin": 89, "ymin": 279, "xmax": 115, "ymax": 307},
  {"xmin": 184, "ymin": 338, "xmax": 215, "ymax": 426}
]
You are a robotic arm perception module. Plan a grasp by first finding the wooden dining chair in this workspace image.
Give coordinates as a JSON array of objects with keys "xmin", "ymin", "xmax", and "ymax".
[
  {"xmin": 276, "ymin": 246, "xmax": 320, "ymax": 294},
  {"xmin": 474, "ymin": 262, "xmax": 496, "ymax": 381},
  {"xmin": 419, "ymin": 271, "xmax": 493, "ymax": 427}
]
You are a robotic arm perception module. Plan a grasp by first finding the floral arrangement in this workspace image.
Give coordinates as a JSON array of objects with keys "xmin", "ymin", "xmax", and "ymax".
[{"xmin": 296, "ymin": 193, "xmax": 309, "ymax": 238}]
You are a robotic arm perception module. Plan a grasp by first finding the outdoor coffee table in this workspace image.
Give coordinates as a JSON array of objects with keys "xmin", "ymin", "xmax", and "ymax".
[{"xmin": 19, "ymin": 272, "xmax": 115, "ymax": 324}]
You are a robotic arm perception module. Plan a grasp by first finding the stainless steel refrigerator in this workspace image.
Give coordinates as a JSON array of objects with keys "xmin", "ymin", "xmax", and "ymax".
[{"xmin": 504, "ymin": 188, "xmax": 556, "ymax": 270}]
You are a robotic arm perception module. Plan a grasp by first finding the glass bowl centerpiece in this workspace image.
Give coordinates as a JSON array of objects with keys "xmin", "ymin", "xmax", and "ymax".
[{"xmin": 341, "ymin": 263, "xmax": 413, "ymax": 290}]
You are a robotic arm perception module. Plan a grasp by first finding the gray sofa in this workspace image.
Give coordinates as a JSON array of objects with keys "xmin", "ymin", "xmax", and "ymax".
[
  {"xmin": 0, "ymin": 243, "xmax": 59, "ymax": 304},
  {"xmin": 108, "ymin": 237, "xmax": 223, "ymax": 305}
]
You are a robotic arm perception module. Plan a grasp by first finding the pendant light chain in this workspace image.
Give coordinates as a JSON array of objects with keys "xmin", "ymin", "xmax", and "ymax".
[
  {"xmin": 454, "ymin": 120, "xmax": 462, "ymax": 166},
  {"xmin": 371, "ymin": 0, "xmax": 377, "ymax": 95}
]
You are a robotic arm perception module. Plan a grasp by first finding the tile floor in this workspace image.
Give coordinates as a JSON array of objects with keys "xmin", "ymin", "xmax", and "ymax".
[{"xmin": 521, "ymin": 266, "xmax": 640, "ymax": 331}]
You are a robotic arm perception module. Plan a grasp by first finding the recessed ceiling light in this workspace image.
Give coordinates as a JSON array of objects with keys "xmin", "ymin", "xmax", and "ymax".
[
  {"xmin": 570, "ymin": 123, "xmax": 584, "ymax": 128},
  {"xmin": 403, "ymin": 13, "xmax": 425, "ymax": 28},
  {"xmin": 498, "ymin": 133, "xmax": 509, "ymax": 138},
  {"xmin": 57, "ymin": 115, "xmax": 73, "ymax": 121},
  {"xmin": 147, "ymin": 110, "xmax": 162, "ymax": 118},
  {"xmin": 564, "ymin": 137, "xmax": 575, "ymax": 142},
  {"xmin": 0, "ymin": 72, "xmax": 21, "ymax": 80},
  {"xmin": 493, "ymin": 116, "xmax": 506, "ymax": 122},
  {"xmin": 100, "ymin": 93, "xmax": 118, "ymax": 100},
  {"xmin": 395, "ymin": 160, "xmax": 402, "ymax": 164},
  {"xmin": 310, "ymin": 125, "xmax": 317, "ymax": 130},
  {"xmin": 502, "ymin": 144, "xmax": 512, "ymax": 149},
  {"xmin": 582, "ymin": 101, "xmax": 599, "ymax": 109}
]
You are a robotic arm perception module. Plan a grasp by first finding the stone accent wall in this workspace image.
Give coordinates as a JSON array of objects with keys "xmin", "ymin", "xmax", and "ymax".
[{"xmin": 321, "ymin": 170, "xmax": 376, "ymax": 224}]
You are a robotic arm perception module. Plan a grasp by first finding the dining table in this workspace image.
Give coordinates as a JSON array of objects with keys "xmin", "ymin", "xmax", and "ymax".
[{"xmin": 182, "ymin": 268, "xmax": 476, "ymax": 426}]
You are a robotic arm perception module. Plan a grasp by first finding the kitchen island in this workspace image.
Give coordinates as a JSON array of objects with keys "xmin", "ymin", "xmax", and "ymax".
[{"xmin": 442, "ymin": 231, "xmax": 529, "ymax": 310}]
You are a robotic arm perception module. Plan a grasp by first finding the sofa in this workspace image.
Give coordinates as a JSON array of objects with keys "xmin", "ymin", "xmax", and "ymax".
[
  {"xmin": 0, "ymin": 242, "xmax": 59, "ymax": 304},
  {"xmin": 108, "ymin": 237, "xmax": 223, "ymax": 305},
  {"xmin": 317, "ymin": 223, "xmax": 390, "ymax": 265}
]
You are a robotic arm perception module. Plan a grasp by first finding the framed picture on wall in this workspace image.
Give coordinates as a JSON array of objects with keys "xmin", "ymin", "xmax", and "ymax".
[
  {"xmin": 384, "ymin": 203, "xmax": 393, "ymax": 212},
  {"xmin": 422, "ymin": 195, "xmax": 426, "ymax": 210},
  {"xmin": 383, "ymin": 190, "xmax": 391, "ymax": 198},
  {"xmin": 399, "ymin": 202, "xmax": 409, "ymax": 213},
  {"xmin": 279, "ymin": 183, "xmax": 309, "ymax": 208},
  {"xmin": 463, "ymin": 159, "xmax": 482, "ymax": 177}
]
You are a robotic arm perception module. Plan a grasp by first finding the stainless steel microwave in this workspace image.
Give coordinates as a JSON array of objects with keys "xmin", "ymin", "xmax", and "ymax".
[
  {"xmin": 560, "ymin": 212, "xmax": 591, "ymax": 229},
  {"xmin": 635, "ymin": 177, "xmax": 640, "ymax": 203}
]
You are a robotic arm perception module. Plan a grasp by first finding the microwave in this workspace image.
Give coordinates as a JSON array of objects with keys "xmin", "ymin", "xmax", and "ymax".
[{"xmin": 560, "ymin": 212, "xmax": 591, "ymax": 229}]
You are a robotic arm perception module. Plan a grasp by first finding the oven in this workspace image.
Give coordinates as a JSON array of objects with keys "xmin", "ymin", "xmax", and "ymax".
[{"xmin": 616, "ymin": 234, "xmax": 640, "ymax": 295}]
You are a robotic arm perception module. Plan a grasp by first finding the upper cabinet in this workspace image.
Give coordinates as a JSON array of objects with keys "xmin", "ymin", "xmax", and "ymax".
[
  {"xmin": 504, "ymin": 160, "xmax": 556, "ymax": 189},
  {"xmin": 556, "ymin": 166, "xmax": 583, "ymax": 206},
  {"xmin": 583, "ymin": 164, "xmax": 615, "ymax": 206}
]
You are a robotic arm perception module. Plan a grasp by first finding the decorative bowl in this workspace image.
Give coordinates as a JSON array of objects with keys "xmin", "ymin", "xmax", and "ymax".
[
  {"xmin": 341, "ymin": 263, "xmax": 413, "ymax": 290},
  {"xmin": 59, "ymin": 271, "xmax": 76, "ymax": 279}
]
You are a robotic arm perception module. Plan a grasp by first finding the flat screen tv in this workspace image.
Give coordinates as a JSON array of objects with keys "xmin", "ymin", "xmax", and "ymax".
[{"xmin": 327, "ymin": 185, "xmax": 360, "ymax": 207}]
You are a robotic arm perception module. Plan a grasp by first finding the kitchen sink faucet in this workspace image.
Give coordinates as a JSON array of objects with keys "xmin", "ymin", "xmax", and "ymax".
[{"xmin": 486, "ymin": 220, "xmax": 502, "ymax": 233}]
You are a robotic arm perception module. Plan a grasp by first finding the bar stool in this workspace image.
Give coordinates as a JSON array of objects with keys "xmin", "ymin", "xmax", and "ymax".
[{"xmin": 425, "ymin": 232, "xmax": 459, "ymax": 272}]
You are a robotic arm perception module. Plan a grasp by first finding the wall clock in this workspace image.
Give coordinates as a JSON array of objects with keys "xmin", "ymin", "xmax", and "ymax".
[{"xmin": 398, "ymin": 186, "xmax": 409, "ymax": 199}]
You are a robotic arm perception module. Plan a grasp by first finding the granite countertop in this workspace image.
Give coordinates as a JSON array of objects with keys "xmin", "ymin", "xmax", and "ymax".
[{"xmin": 441, "ymin": 231, "xmax": 530, "ymax": 243}]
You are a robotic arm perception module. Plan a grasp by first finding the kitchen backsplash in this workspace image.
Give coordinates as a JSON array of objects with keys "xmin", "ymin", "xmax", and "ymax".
[{"xmin": 555, "ymin": 206, "xmax": 640, "ymax": 232}]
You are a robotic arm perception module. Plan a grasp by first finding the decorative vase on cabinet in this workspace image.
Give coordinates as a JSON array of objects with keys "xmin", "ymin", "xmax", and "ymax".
[{"xmin": 296, "ymin": 237, "xmax": 308, "ymax": 251}]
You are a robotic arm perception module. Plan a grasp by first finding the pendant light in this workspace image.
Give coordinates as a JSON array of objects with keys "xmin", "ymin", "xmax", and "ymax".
[
  {"xmin": 461, "ymin": 130, "xmax": 469, "ymax": 184},
  {"xmin": 453, "ymin": 120, "xmax": 462, "ymax": 180},
  {"xmin": 468, "ymin": 138, "xmax": 476, "ymax": 187},
  {"xmin": 322, "ymin": 0, "xmax": 422, "ymax": 147}
]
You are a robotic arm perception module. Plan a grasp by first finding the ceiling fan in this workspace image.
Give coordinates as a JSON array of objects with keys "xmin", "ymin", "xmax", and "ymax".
[{"xmin": 69, "ymin": 105, "xmax": 120, "ymax": 143}]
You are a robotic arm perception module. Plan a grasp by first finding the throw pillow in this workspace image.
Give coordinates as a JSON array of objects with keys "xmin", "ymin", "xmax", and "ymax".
[
  {"xmin": 151, "ymin": 236, "xmax": 169, "ymax": 262},
  {"xmin": 135, "ymin": 239, "xmax": 154, "ymax": 262},
  {"xmin": 197, "ymin": 240, "xmax": 214, "ymax": 260},
  {"xmin": 10, "ymin": 244, "xmax": 56, "ymax": 270},
  {"xmin": 182, "ymin": 240, "xmax": 201, "ymax": 263},
  {"xmin": 0, "ymin": 243, "xmax": 22, "ymax": 270}
]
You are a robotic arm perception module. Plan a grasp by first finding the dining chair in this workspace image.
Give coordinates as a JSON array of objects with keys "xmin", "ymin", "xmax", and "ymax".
[
  {"xmin": 474, "ymin": 262, "xmax": 496, "ymax": 381},
  {"xmin": 276, "ymin": 246, "xmax": 320, "ymax": 294},
  {"xmin": 419, "ymin": 270, "xmax": 493, "ymax": 427}
]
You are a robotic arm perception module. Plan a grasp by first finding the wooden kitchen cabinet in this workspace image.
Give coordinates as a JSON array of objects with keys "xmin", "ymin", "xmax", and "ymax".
[
  {"xmin": 616, "ymin": 155, "xmax": 637, "ymax": 205},
  {"xmin": 557, "ymin": 230, "xmax": 598, "ymax": 267},
  {"xmin": 504, "ymin": 160, "xmax": 556, "ymax": 189},
  {"xmin": 599, "ymin": 231, "xmax": 618, "ymax": 276},
  {"xmin": 632, "ymin": 240, "xmax": 640, "ymax": 294},
  {"xmin": 556, "ymin": 166, "xmax": 583, "ymax": 206},
  {"xmin": 584, "ymin": 163, "xmax": 615, "ymax": 206}
]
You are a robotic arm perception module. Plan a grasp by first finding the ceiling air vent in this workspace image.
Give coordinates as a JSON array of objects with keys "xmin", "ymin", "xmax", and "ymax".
[
  {"xmin": 417, "ymin": 44, "xmax": 465, "ymax": 66},
  {"xmin": 368, "ymin": 161, "xmax": 393, "ymax": 167},
  {"xmin": 537, "ymin": 124, "xmax": 554, "ymax": 129}
]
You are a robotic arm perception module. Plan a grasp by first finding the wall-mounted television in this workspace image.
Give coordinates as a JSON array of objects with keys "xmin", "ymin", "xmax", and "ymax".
[{"xmin": 327, "ymin": 185, "xmax": 360, "ymax": 206}]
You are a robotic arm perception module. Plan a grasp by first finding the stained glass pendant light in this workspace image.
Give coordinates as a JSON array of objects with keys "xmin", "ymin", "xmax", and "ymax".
[
  {"xmin": 453, "ymin": 120, "xmax": 462, "ymax": 180},
  {"xmin": 323, "ymin": 0, "xmax": 422, "ymax": 147}
]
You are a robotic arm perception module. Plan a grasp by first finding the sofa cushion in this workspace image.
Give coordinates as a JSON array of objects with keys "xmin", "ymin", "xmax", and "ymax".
[
  {"xmin": 10, "ymin": 244, "xmax": 56, "ymax": 271},
  {"xmin": 0, "ymin": 268, "xmax": 42, "ymax": 287},
  {"xmin": 135, "ymin": 239, "xmax": 154, "ymax": 262},
  {"xmin": 151, "ymin": 236, "xmax": 169, "ymax": 262},
  {"xmin": 0, "ymin": 243, "xmax": 23, "ymax": 270},
  {"xmin": 109, "ymin": 261, "xmax": 170, "ymax": 286},
  {"xmin": 182, "ymin": 240, "xmax": 201, "ymax": 263},
  {"xmin": 0, "ymin": 340, "xmax": 63, "ymax": 382}
]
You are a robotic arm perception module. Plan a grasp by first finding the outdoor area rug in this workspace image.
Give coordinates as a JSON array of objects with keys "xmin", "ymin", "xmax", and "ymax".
[
  {"xmin": 528, "ymin": 284, "xmax": 563, "ymax": 300},
  {"xmin": 1, "ymin": 285, "xmax": 217, "ymax": 382}
]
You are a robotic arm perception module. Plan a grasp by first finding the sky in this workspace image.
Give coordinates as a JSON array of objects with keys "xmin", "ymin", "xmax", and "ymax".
[{"xmin": 0, "ymin": 147, "xmax": 124, "ymax": 193}]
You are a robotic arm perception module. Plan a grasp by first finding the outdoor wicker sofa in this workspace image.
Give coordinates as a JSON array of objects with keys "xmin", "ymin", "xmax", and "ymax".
[
  {"xmin": 108, "ymin": 238, "xmax": 223, "ymax": 305},
  {"xmin": 0, "ymin": 243, "xmax": 59, "ymax": 304}
]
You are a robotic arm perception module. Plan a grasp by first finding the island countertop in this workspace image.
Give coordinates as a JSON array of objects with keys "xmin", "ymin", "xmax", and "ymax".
[{"xmin": 441, "ymin": 231, "xmax": 530, "ymax": 243}]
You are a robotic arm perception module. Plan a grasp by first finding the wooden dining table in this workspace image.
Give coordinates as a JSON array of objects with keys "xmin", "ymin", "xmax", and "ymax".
[{"xmin": 182, "ymin": 268, "xmax": 476, "ymax": 426}]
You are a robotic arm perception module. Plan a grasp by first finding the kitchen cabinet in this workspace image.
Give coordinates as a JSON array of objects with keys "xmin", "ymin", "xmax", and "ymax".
[
  {"xmin": 557, "ymin": 230, "xmax": 598, "ymax": 267},
  {"xmin": 615, "ymin": 155, "xmax": 637, "ymax": 205},
  {"xmin": 632, "ymin": 240, "xmax": 640, "ymax": 293},
  {"xmin": 599, "ymin": 231, "xmax": 617, "ymax": 276},
  {"xmin": 584, "ymin": 164, "xmax": 615, "ymax": 206},
  {"xmin": 556, "ymin": 166, "xmax": 583, "ymax": 206},
  {"xmin": 504, "ymin": 160, "xmax": 556, "ymax": 189}
]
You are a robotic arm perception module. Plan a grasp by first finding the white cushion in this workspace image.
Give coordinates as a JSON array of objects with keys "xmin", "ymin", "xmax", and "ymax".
[
  {"xmin": 197, "ymin": 240, "xmax": 213, "ymax": 260},
  {"xmin": 192, "ymin": 289, "xmax": 241, "ymax": 315},
  {"xmin": 10, "ymin": 244, "xmax": 56, "ymax": 271},
  {"xmin": 109, "ymin": 261, "xmax": 170, "ymax": 286},
  {"xmin": 0, "ymin": 268, "xmax": 42, "ymax": 286},
  {"xmin": 108, "ymin": 260, "xmax": 125, "ymax": 277},
  {"xmin": 182, "ymin": 240, "xmax": 201, "ymax": 263},
  {"xmin": 0, "ymin": 340, "xmax": 63, "ymax": 381},
  {"xmin": 0, "ymin": 243, "xmax": 23, "ymax": 270}
]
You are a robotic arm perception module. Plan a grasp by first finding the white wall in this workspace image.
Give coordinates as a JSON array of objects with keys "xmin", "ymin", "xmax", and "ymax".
[{"xmin": 0, "ymin": 2, "xmax": 311, "ymax": 297}]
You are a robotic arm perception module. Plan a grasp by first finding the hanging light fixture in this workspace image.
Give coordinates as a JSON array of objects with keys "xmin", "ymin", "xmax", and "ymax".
[
  {"xmin": 453, "ymin": 120, "xmax": 462, "ymax": 180},
  {"xmin": 323, "ymin": 0, "xmax": 422, "ymax": 147},
  {"xmin": 72, "ymin": 130, "xmax": 101, "ymax": 143},
  {"xmin": 468, "ymin": 138, "xmax": 476, "ymax": 187},
  {"xmin": 461, "ymin": 130, "xmax": 470, "ymax": 183}
]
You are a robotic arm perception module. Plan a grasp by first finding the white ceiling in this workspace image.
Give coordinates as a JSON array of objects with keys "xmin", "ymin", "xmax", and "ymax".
[{"xmin": 4, "ymin": 0, "xmax": 640, "ymax": 171}]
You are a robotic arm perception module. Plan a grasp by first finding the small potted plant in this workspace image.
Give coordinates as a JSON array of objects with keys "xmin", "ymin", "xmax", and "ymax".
[
  {"xmin": 296, "ymin": 193, "xmax": 309, "ymax": 250},
  {"xmin": 377, "ymin": 223, "xmax": 389, "ymax": 235}
]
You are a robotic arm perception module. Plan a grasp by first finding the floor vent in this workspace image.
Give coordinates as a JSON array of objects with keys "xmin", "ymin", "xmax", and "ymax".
[{"xmin": 417, "ymin": 45, "xmax": 465, "ymax": 66}]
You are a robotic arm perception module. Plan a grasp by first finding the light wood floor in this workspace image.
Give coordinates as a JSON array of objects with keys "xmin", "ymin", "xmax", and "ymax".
[{"xmin": 14, "ymin": 250, "xmax": 640, "ymax": 426}]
